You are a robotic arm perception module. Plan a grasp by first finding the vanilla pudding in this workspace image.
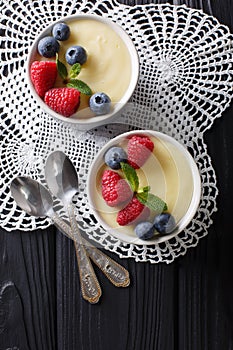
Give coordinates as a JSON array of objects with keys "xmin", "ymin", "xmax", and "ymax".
[
  {"xmin": 87, "ymin": 131, "xmax": 201, "ymax": 245},
  {"xmin": 58, "ymin": 19, "xmax": 132, "ymax": 117},
  {"xmin": 31, "ymin": 15, "xmax": 134, "ymax": 120}
]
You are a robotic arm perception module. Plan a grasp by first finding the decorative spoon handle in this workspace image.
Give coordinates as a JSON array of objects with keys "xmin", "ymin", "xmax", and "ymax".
[
  {"xmin": 86, "ymin": 246, "xmax": 130, "ymax": 287},
  {"xmin": 51, "ymin": 213, "xmax": 130, "ymax": 287},
  {"xmin": 53, "ymin": 206, "xmax": 101, "ymax": 304},
  {"xmin": 67, "ymin": 204, "xmax": 102, "ymax": 304}
]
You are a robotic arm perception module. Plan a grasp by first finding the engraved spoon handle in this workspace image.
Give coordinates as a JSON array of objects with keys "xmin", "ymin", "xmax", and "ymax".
[
  {"xmin": 52, "ymin": 207, "xmax": 102, "ymax": 304},
  {"xmin": 67, "ymin": 204, "xmax": 102, "ymax": 304},
  {"xmin": 51, "ymin": 213, "xmax": 130, "ymax": 287},
  {"xmin": 85, "ymin": 246, "xmax": 130, "ymax": 287}
]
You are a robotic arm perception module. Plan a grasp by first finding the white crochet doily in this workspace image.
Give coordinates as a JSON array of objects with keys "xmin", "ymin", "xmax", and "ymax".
[{"xmin": 1, "ymin": 0, "xmax": 233, "ymax": 263}]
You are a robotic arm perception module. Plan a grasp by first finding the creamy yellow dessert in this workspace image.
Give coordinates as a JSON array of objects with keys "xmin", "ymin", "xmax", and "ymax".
[
  {"xmin": 33, "ymin": 18, "xmax": 132, "ymax": 118},
  {"xmin": 92, "ymin": 135, "xmax": 194, "ymax": 240}
]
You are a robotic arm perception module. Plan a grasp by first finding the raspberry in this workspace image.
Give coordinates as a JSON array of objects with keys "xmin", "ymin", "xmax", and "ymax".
[
  {"xmin": 30, "ymin": 61, "xmax": 57, "ymax": 98},
  {"xmin": 127, "ymin": 134, "xmax": 154, "ymax": 169},
  {"xmin": 117, "ymin": 197, "xmax": 150, "ymax": 226},
  {"xmin": 44, "ymin": 87, "xmax": 80, "ymax": 117},
  {"xmin": 101, "ymin": 170, "xmax": 133, "ymax": 207}
]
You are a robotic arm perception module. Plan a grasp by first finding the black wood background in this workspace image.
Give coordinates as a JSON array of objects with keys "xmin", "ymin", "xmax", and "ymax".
[{"xmin": 1, "ymin": 1, "xmax": 233, "ymax": 349}]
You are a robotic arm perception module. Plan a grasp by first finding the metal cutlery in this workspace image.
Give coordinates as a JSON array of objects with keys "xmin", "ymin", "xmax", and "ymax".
[{"xmin": 10, "ymin": 175, "xmax": 130, "ymax": 303}]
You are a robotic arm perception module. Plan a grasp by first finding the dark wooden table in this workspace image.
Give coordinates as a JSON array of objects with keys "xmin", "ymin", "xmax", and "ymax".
[{"xmin": 1, "ymin": 1, "xmax": 233, "ymax": 349}]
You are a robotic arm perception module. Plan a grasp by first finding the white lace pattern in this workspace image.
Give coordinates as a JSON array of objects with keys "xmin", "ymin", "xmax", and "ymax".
[{"xmin": 0, "ymin": 0, "xmax": 233, "ymax": 263}]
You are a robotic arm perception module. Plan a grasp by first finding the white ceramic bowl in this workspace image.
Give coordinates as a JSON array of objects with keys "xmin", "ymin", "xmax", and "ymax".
[
  {"xmin": 87, "ymin": 130, "xmax": 201, "ymax": 245},
  {"xmin": 27, "ymin": 14, "xmax": 139, "ymax": 130}
]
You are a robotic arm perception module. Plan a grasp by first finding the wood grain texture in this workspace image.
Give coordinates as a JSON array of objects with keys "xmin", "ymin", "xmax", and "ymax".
[
  {"xmin": 0, "ymin": 228, "xmax": 56, "ymax": 349},
  {"xmin": 1, "ymin": 1, "xmax": 233, "ymax": 349}
]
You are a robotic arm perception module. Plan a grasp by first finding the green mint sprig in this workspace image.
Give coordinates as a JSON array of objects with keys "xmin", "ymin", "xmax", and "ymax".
[
  {"xmin": 56, "ymin": 54, "xmax": 92, "ymax": 96},
  {"xmin": 67, "ymin": 79, "xmax": 92, "ymax": 96},
  {"xmin": 120, "ymin": 162, "xmax": 167, "ymax": 213},
  {"xmin": 56, "ymin": 55, "xmax": 68, "ymax": 80},
  {"xmin": 69, "ymin": 63, "xmax": 82, "ymax": 79},
  {"xmin": 136, "ymin": 192, "xmax": 167, "ymax": 213},
  {"xmin": 120, "ymin": 162, "xmax": 139, "ymax": 192}
]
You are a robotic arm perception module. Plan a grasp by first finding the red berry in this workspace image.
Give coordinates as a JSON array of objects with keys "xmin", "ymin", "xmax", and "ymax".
[
  {"xmin": 101, "ymin": 170, "xmax": 133, "ymax": 207},
  {"xmin": 127, "ymin": 134, "xmax": 154, "ymax": 169},
  {"xmin": 44, "ymin": 88, "xmax": 80, "ymax": 117},
  {"xmin": 117, "ymin": 197, "xmax": 150, "ymax": 226},
  {"xmin": 30, "ymin": 61, "xmax": 57, "ymax": 98}
]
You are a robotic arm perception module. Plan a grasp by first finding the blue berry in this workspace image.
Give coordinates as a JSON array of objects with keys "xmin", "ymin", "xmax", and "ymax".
[
  {"xmin": 65, "ymin": 45, "xmax": 87, "ymax": 65},
  {"xmin": 104, "ymin": 147, "xmax": 127, "ymax": 170},
  {"xmin": 38, "ymin": 36, "xmax": 60, "ymax": 58},
  {"xmin": 153, "ymin": 213, "xmax": 176, "ymax": 235},
  {"xmin": 89, "ymin": 92, "xmax": 111, "ymax": 115},
  {"xmin": 52, "ymin": 23, "xmax": 70, "ymax": 41},
  {"xmin": 134, "ymin": 221, "xmax": 155, "ymax": 240}
]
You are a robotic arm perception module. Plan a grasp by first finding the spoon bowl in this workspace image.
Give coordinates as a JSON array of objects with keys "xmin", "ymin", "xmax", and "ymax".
[
  {"xmin": 45, "ymin": 151, "xmax": 79, "ymax": 206},
  {"xmin": 10, "ymin": 177, "xmax": 54, "ymax": 218}
]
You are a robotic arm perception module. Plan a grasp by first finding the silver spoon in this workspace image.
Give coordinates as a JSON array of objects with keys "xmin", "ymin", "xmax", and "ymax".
[
  {"xmin": 44, "ymin": 151, "xmax": 102, "ymax": 304},
  {"xmin": 10, "ymin": 176, "xmax": 130, "ymax": 289},
  {"xmin": 10, "ymin": 176, "xmax": 100, "ymax": 303}
]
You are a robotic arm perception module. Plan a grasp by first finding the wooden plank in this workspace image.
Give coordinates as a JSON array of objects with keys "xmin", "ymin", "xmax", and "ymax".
[
  {"xmin": 0, "ymin": 228, "xmax": 56, "ymax": 349},
  {"xmin": 56, "ymin": 234, "xmax": 177, "ymax": 349}
]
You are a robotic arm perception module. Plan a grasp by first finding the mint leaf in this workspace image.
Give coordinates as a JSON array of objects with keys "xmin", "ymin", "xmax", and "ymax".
[
  {"xmin": 56, "ymin": 54, "xmax": 68, "ymax": 80},
  {"xmin": 137, "ymin": 186, "xmax": 150, "ymax": 194},
  {"xmin": 67, "ymin": 79, "xmax": 92, "ymax": 95},
  {"xmin": 120, "ymin": 162, "xmax": 139, "ymax": 192},
  {"xmin": 69, "ymin": 63, "xmax": 81, "ymax": 79},
  {"xmin": 137, "ymin": 192, "xmax": 167, "ymax": 213}
]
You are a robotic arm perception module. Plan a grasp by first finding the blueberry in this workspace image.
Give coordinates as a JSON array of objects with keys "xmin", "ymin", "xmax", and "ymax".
[
  {"xmin": 153, "ymin": 213, "xmax": 176, "ymax": 235},
  {"xmin": 52, "ymin": 22, "xmax": 70, "ymax": 41},
  {"xmin": 104, "ymin": 147, "xmax": 127, "ymax": 169},
  {"xmin": 38, "ymin": 36, "xmax": 60, "ymax": 58},
  {"xmin": 65, "ymin": 45, "xmax": 87, "ymax": 65},
  {"xmin": 89, "ymin": 92, "xmax": 111, "ymax": 115},
  {"xmin": 134, "ymin": 221, "xmax": 155, "ymax": 240}
]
